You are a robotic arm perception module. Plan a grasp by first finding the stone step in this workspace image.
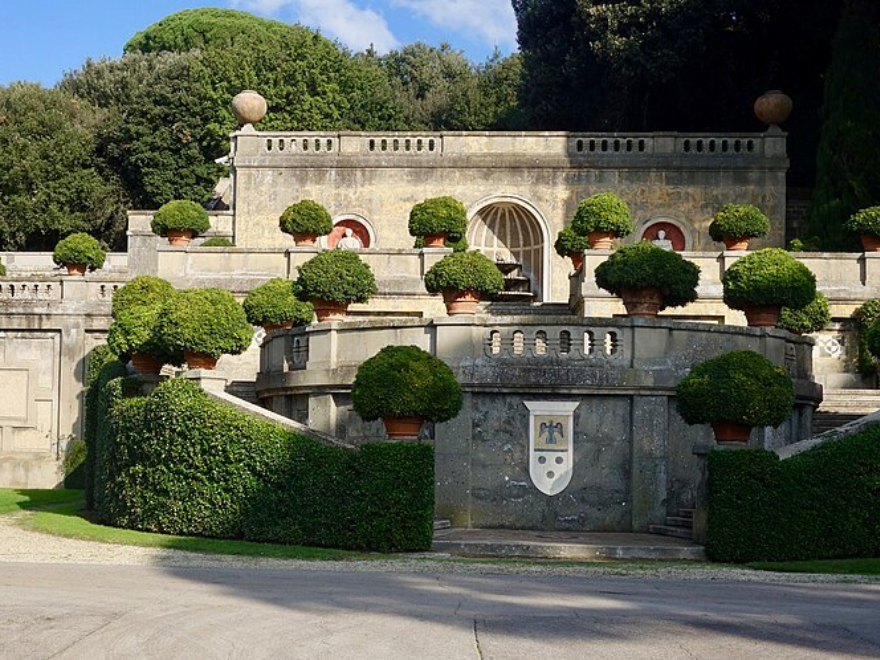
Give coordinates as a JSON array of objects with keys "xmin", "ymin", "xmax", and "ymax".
[
  {"xmin": 433, "ymin": 519, "xmax": 451, "ymax": 531},
  {"xmin": 818, "ymin": 389, "xmax": 880, "ymax": 414},
  {"xmin": 665, "ymin": 516, "xmax": 693, "ymax": 529},
  {"xmin": 648, "ymin": 524, "xmax": 694, "ymax": 540},
  {"xmin": 812, "ymin": 412, "xmax": 865, "ymax": 435},
  {"xmin": 677, "ymin": 509, "xmax": 694, "ymax": 519},
  {"xmin": 225, "ymin": 380, "xmax": 260, "ymax": 406}
]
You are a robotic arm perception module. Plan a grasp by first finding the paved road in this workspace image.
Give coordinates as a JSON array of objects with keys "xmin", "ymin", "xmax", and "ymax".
[{"xmin": 2, "ymin": 562, "xmax": 879, "ymax": 659}]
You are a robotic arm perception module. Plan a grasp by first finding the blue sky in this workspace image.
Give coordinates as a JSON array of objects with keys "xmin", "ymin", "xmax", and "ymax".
[{"xmin": 0, "ymin": 1, "xmax": 518, "ymax": 87}]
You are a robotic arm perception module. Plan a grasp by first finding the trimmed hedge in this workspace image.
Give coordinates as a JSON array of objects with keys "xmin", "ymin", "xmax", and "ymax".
[
  {"xmin": 844, "ymin": 205, "xmax": 880, "ymax": 236},
  {"xmin": 408, "ymin": 196, "xmax": 468, "ymax": 239},
  {"xmin": 243, "ymin": 278, "xmax": 313, "ymax": 326},
  {"xmin": 200, "ymin": 236, "xmax": 235, "ymax": 247},
  {"xmin": 352, "ymin": 345, "xmax": 462, "ymax": 423},
  {"xmin": 594, "ymin": 242, "xmax": 700, "ymax": 309},
  {"xmin": 279, "ymin": 199, "xmax": 333, "ymax": 237},
  {"xmin": 156, "ymin": 288, "xmax": 253, "ymax": 359},
  {"xmin": 722, "ymin": 248, "xmax": 816, "ymax": 310},
  {"xmin": 676, "ymin": 350, "xmax": 794, "ymax": 428},
  {"xmin": 423, "ymin": 250, "xmax": 505, "ymax": 296},
  {"xmin": 554, "ymin": 225, "xmax": 591, "ymax": 257},
  {"xmin": 150, "ymin": 200, "xmax": 211, "ymax": 236},
  {"xmin": 708, "ymin": 204, "xmax": 771, "ymax": 242},
  {"xmin": 92, "ymin": 377, "xmax": 434, "ymax": 552},
  {"xmin": 83, "ymin": 345, "xmax": 125, "ymax": 509},
  {"xmin": 853, "ymin": 299, "xmax": 880, "ymax": 375},
  {"xmin": 296, "ymin": 249, "xmax": 377, "ymax": 304},
  {"xmin": 707, "ymin": 428, "xmax": 880, "ymax": 562},
  {"xmin": 776, "ymin": 291, "xmax": 831, "ymax": 334},
  {"xmin": 571, "ymin": 192, "xmax": 632, "ymax": 237},
  {"xmin": 53, "ymin": 233, "xmax": 106, "ymax": 270}
]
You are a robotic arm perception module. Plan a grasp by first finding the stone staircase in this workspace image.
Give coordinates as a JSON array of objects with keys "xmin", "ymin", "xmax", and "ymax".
[
  {"xmin": 812, "ymin": 389, "xmax": 880, "ymax": 436},
  {"xmin": 648, "ymin": 509, "xmax": 694, "ymax": 540}
]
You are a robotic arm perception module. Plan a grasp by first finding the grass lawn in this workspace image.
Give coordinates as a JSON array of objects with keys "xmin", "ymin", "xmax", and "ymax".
[{"xmin": 747, "ymin": 558, "xmax": 880, "ymax": 576}]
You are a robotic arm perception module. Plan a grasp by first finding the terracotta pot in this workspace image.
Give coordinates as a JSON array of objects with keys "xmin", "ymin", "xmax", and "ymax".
[
  {"xmin": 263, "ymin": 320, "xmax": 294, "ymax": 332},
  {"xmin": 569, "ymin": 253, "xmax": 584, "ymax": 271},
  {"xmin": 711, "ymin": 420, "xmax": 752, "ymax": 445},
  {"xmin": 743, "ymin": 305, "xmax": 781, "ymax": 327},
  {"xmin": 130, "ymin": 353, "xmax": 164, "ymax": 375},
  {"xmin": 231, "ymin": 90, "xmax": 268, "ymax": 126},
  {"xmin": 422, "ymin": 233, "xmax": 447, "ymax": 248},
  {"xmin": 291, "ymin": 233, "xmax": 318, "ymax": 246},
  {"xmin": 443, "ymin": 290, "xmax": 480, "ymax": 315},
  {"xmin": 185, "ymin": 351, "xmax": 218, "ymax": 370},
  {"xmin": 382, "ymin": 416, "xmax": 424, "ymax": 439},
  {"xmin": 588, "ymin": 231, "xmax": 615, "ymax": 250},
  {"xmin": 860, "ymin": 234, "xmax": 880, "ymax": 252},
  {"xmin": 619, "ymin": 287, "xmax": 663, "ymax": 318},
  {"xmin": 166, "ymin": 230, "xmax": 193, "ymax": 247},
  {"xmin": 65, "ymin": 263, "xmax": 87, "ymax": 276},
  {"xmin": 722, "ymin": 236, "xmax": 750, "ymax": 251},
  {"xmin": 312, "ymin": 299, "xmax": 348, "ymax": 322},
  {"xmin": 753, "ymin": 90, "xmax": 793, "ymax": 127}
]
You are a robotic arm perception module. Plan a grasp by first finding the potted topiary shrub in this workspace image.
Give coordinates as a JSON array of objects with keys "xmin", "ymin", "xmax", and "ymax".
[
  {"xmin": 554, "ymin": 225, "xmax": 591, "ymax": 271},
  {"xmin": 570, "ymin": 192, "xmax": 632, "ymax": 249},
  {"xmin": 408, "ymin": 196, "xmax": 469, "ymax": 248},
  {"xmin": 151, "ymin": 200, "xmax": 211, "ymax": 246},
  {"xmin": 279, "ymin": 199, "xmax": 333, "ymax": 246},
  {"xmin": 52, "ymin": 233, "xmax": 106, "ymax": 275},
  {"xmin": 156, "ymin": 288, "xmax": 254, "ymax": 370},
  {"xmin": 199, "ymin": 237, "xmax": 235, "ymax": 247},
  {"xmin": 243, "ymin": 278, "xmax": 314, "ymax": 331},
  {"xmin": 844, "ymin": 205, "xmax": 880, "ymax": 252},
  {"xmin": 423, "ymin": 250, "xmax": 505, "ymax": 315},
  {"xmin": 0, "ymin": 258, "xmax": 6, "ymax": 276},
  {"xmin": 708, "ymin": 204, "xmax": 771, "ymax": 250},
  {"xmin": 352, "ymin": 345, "xmax": 463, "ymax": 439},
  {"xmin": 110, "ymin": 276, "xmax": 177, "ymax": 374},
  {"xmin": 296, "ymin": 249, "xmax": 377, "ymax": 321},
  {"xmin": 676, "ymin": 350, "xmax": 795, "ymax": 444},
  {"xmin": 111, "ymin": 276, "xmax": 175, "ymax": 318},
  {"xmin": 594, "ymin": 242, "xmax": 700, "ymax": 317},
  {"xmin": 776, "ymin": 291, "xmax": 831, "ymax": 335},
  {"xmin": 414, "ymin": 233, "xmax": 469, "ymax": 252},
  {"xmin": 722, "ymin": 248, "xmax": 816, "ymax": 327}
]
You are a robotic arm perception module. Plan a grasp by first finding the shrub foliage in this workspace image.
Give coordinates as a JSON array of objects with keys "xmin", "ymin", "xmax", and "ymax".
[
  {"xmin": 707, "ymin": 429, "xmax": 880, "ymax": 562},
  {"xmin": 776, "ymin": 291, "xmax": 831, "ymax": 334},
  {"xmin": 408, "ymin": 196, "xmax": 468, "ymax": 238},
  {"xmin": 92, "ymin": 377, "xmax": 434, "ymax": 552},
  {"xmin": 243, "ymin": 278, "xmax": 313, "ymax": 326},
  {"xmin": 844, "ymin": 205, "xmax": 880, "ymax": 236},
  {"xmin": 150, "ymin": 199, "xmax": 211, "ymax": 236},
  {"xmin": 52, "ymin": 233, "xmax": 106, "ymax": 270},
  {"xmin": 156, "ymin": 288, "xmax": 253, "ymax": 358},
  {"xmin": 423, "ymin": 250, "xmax": 505, "ymax": 296},
  {"xmin": 352, "ymin": 345, "xmax": 463, "ymax": 423},
  {"xmin": 676, "ymin": 350, "xmax": 794, "ymax": 428},
  {"xmin": 200, "ymin": 236, "xmax": 234, "ymax": 247},
  {"xmin": 554, "ymin": 225, "xmax": 591, "ymax": 257},
  {"xmin": 854, "ymin": 299, "xmax": 880, "ymax": 374},
  {"xmin": 279, "ymin": 199, "xmax": 333, "ymax": 237},
  {"xmin": 722, "ymin": 248, "xmax": 816, "ymax": 310},
  {"xmin": 296, "ymin": 249, "xmax": 377, "ymax": 304},
  {"xmin": 594, "ymin": 242, "xmax": 700, "ymax": 309},
  {"xmin": 571, "ymin": 193, "xmax": 632, "ymax": 237},
  {"xmin": 111, "ymin": 275, "xmax": 174, "ymax": 319},
  {"xmin": 708, "ymin": 204, "xmax": 771, "ymax": 242}
]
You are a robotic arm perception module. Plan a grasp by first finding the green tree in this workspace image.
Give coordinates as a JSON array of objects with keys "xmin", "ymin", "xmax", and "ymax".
[
  {"xmin": 806, "ymin": 0, "xmax": 880, "ymax": 249},
  {"xmin": 0, "ymin": 84, "xmax": 127, "ymax": 250}
]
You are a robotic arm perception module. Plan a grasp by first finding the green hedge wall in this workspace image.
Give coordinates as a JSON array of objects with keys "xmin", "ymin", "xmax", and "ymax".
[
  {"xmin": 93, "ymin": 377, "xmax": 434, "ymax": 552},
  {"xmin": 83, "ymin": 345, "xmax": 125, "ymax": 509},
  {"xmin": 707, "ymin": 428, "xmax": 880, "ymax": 562}
]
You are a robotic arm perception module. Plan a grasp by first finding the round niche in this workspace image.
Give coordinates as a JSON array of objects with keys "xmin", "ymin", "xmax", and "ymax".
[
  {"xmin": 640, "ymin": 221, "xmax": 687, "ymax": 251},
  {"xmin": 325, "ymin": 218, "xmax": 372, "ymax": 249}
]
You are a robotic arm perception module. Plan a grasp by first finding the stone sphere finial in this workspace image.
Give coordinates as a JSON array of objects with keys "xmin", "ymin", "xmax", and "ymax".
[
  {"xmin": 754, "ymin": 90, "xmax": 793, "ymax": 127},
  {"xmin": 231, "ymin": 90, "xmax": 267, "ymax": 127}
]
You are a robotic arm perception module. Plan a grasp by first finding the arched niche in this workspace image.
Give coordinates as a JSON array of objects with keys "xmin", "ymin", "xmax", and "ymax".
[
  {"xmin": 323, "ymin": 214, "xmax": 376, "ymax": 249},
  {"xmin": 636, "ymin": 216, "xmax": 694, "ymax": 252}
]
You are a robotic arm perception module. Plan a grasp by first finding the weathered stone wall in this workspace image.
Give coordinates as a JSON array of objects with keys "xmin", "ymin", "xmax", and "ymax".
[{"xmin": 257, "ymin": 316, "xmax": 820, "ymax": 532}]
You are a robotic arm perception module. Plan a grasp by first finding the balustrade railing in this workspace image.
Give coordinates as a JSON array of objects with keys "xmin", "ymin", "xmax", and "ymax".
[{"xmin": 484, "ymin": 326, "xmax": 624, "ymax": 360}]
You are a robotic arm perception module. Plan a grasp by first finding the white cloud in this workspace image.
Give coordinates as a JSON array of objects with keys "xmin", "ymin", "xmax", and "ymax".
[
  {"xmin": 231, "ymin": 0, "xmax": 399, "ymax": 53},
  {"xmin": 390, "ymin": 0, "xmax": 518, "ymax": 49}
]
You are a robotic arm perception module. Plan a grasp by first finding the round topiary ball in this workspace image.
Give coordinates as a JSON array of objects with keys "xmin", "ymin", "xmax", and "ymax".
[
  {"xmin": 352, "ymin": 345, "xmax": 462, "ymax": 423},
  {"xmin": 423, "ymin": 250, "xmax": 505, "ymax": 297},
  {"xmin": 279, "ymin": 200, "xmax": 333, "ymax": 237},
  {"xmin": 844, "ymin": 205, "xmax": 880, "ymax": 237},
  {"xmin": 722, "ymin": 248, "xmax": 816, "ymax": 311},
  {"xmin": 676, "ymin": 350, "xmax": 795, "ymax": 428},
  {"xmin": 571, "ymin": 193, "xmax": 632, "ymax": 237},
  {"xmin": 242, "ymin": 278, "xmax": 313, "ymax": 326},
  {"xmin": 777, "ymin": 291, "xmax": 831, "ymax": 335},
  {"xmin": 112, "ymin": 276, "xmax": 175, "ymax": 319},
  {"xmin": 708, "ymin": 204, "xmax": 771, "ymax": 242},
  {"xmin": 296, "ymin": 249, "xmax": 377, "ymax": 304},
  {"xmin": 156, "ymin": 288, "xmax": 253, "ymax": 359},
  {"xmin": 150, "ymin": 200, "xmax": 211, "ymax": 237},
  {"xmin": 594, "ymin": 242, "xmax": 700, "ymax": 309},
  {"xmin": 52, "ymin": 233, "xmax": 106, "ymax": 270},
  {"xmin": 408, "ymin": 196, "xmax": 468, "ymax": 239},
  {"xmin": 554, "ymin": 226, "xmax": 592, "ymax": 257},
  {"xmin": 107, "ymin": 304, "xmax": 182, "ymax": 365}
]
